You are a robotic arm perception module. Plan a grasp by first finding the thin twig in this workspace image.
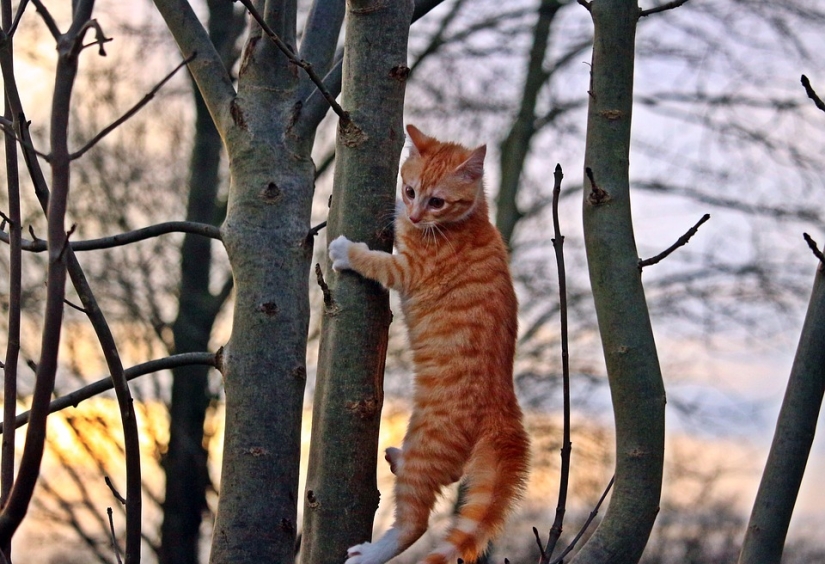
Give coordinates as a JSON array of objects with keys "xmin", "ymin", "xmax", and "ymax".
[
  {"xmin": 532, "ymin": 527, "xmax": 546, "ymax": 561},
  {"xmin": 78, "ymin": 18, "xmax": 111, "ymax": 56},
  {"xmin": 307, "ymin": 221, "xmax": 327, "ymax": 238},
  {"xmin": 638, "ymin": 0, "xmax": 690, "ymax": 18},
  {"xmin": 541, "ymin": 164, "xmax": 572, "ymax": 564},
  {"xmin": 549, "ymin": 476, "xmax": 615, "ymax": 564},
  {"xmin": 801, "ymin": 75, "xmax": 825, "ymax": 113},
  {"xmin": 0, "ymin": 352, "xmax": 219, "ymax": 433},
  {"xmin": 8, "ymin": 0, "xmax": 29, "ymax": 37},
  {"xmin": 70, "ymin": 53, "xmax": 196, "ymax": 160},
  {"xmin": 638, "ymin": 213, "xmax": 710, "ymax": 269},
  {"xmin": 0, "ymin": 119, "xmax": 51, "ymax": 161},
  {"xmin": 105, "ymin": 477, "xmax": 127, "ymax": 505},
  {"xmin": 235, "ymin": 0, "xmax": 350, "ymax": 124},
  {"xmin": 29, "ymin": 0, "xmax": 59, "ymax": 39},
  {"xmin": 107, "ymin": 507, "xmax": 123, "ymax": 564},
  {"xmin": 803, "ymin": 233, "xmax": 825, "ymax": 265},
  {"xmin": 63, "ymin": 298, "xmax": 88, "ymax": 313},
  {"xmin": 0, "ymin": 220, "xmax": 222, "ymax": 251}
]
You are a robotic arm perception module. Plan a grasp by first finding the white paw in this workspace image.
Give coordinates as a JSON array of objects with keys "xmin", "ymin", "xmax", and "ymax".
[
  {"xmin": 345, "ymin": 529, "xmax": 400, "ymax": 564},
  {"xmin": 345, "ymin": 542, "xmax": 371, "ymax": 564},
  {"xmin": 329, "ymin": 235, "xmax": 354, "ymax": 271}
]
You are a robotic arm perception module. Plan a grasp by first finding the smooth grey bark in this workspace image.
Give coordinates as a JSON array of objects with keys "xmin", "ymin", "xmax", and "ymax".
[
  {"xmin": 572, "ymin": 1, "xmax": 665, "ymax": 562},
  {"xmin": 738, "ymin": 264, "xmax": 825, "ymax": 564},
  {"xmin": 153, "ymin": 0, "xmax": 339, "ymax": 561},
  {"xmin": 301, "ymin": 2, "xmax": 414, "ymax": 563},
  {"xmin": 159, "ymin": 2, "xmax": 243, "ymax": 563}
]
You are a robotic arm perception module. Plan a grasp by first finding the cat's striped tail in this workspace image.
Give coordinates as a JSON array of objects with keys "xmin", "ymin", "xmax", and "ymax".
[{"xmin": 423, "ymin": 430, "xmax": 530, "ymax": 564}]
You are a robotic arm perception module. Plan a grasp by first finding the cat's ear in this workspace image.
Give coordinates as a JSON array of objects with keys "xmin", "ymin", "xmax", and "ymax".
[
  {"xmin": 454, "ymin": 145, "xmax": 486, "ymax": 182},
  {"xmin": 407, "ymin": 124, "xmax": 436, "ymax": 155}
]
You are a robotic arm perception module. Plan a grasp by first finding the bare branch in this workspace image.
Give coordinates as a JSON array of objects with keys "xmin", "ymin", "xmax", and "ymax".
[
  {"xmin": 78, "ymin": 18, "xmax": 111, "ymax": 56},
  {"xmin": 29, "ymin": 0, "xmax": 59, "ymax": 39},
  {"xmin": 307, "ymin": 221, "xmax": 326, "ymax": 238},
  {"xmin": 1, "ymin": 220, "xmax": 222, "ymax": 252},
  {"xmin": 0, "ymin": 352, "xmax": 219, "ymax": 433},
  {"xmin": 639, "ymin": 0, "xmax": 690, "ymax": 18},
  {"xmin": 0, "ymin": 118, "xmax": 51, "ymax": 161},
  {"xmin": 541, "ymin": 164, "xmax": 572, "ymax": 564},
  {"xmin": 70, "ymin": 53, "xmax": 196, "ymax": 160},
  {"xmin": 236, "ymin": 0, "xmax": 350, "ymax": 125},
  {"xmin": 532, "ymin": 527, "xmax": 546, "ymax": 561},
  {"xmin": 549, "ymin": 476, "xmax": 615, "ymax": 564},
  {"xmin": 801, "ymin": 75, "xmax": 825, "ymax": 113},
  {"xmin": 8, "ymin": 0, "xmax": 29, "ymax": 38},
  {"xmin": 107, "ymin": 508, "xmax": 123, "ymax": 564},
  {"xmin": 1, "ymin": 6, "xmax": 22, "ymax": 532},
  {"xmin": 803, "ymin": 233, "xmax": 825, "ymax": 265},
  {"xmin": 638, "ymin": 213, "xmax": 710, "ymax": 269},
  {"xmin": 105, "ymin": 477, "xmax": 127, "ymax": 506}
]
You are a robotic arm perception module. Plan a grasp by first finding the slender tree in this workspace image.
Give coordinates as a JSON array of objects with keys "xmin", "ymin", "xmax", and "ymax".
[{"xmin": 572, "ymin": 0, "xmax": 665, "ymax": 561}]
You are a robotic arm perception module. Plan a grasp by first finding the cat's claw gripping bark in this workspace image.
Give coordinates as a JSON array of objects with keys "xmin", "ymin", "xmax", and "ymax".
[{"xmin": 329, "ymin": 235, "xmax": 354, "ymax": 271}]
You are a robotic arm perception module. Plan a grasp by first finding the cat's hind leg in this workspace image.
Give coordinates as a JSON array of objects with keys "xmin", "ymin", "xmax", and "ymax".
[
  {"xmin": 421, "ymin": 431, "xmax": 529, "ymax": 564},
  {"xmin": 385, "ymin": 447, "xmax": 402, "ymax": 475},
  {"xmin": 346, "ymin": 427, "xmax": 468, "ymax": 564}
]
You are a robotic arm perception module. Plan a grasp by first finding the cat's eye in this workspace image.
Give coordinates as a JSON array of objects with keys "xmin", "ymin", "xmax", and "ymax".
[
  {"xmin": 428, "ymin": 197, "xmax": 445, "ymax": 209},
  {"xmin": 405, "ymin": 186, "xmax": 415, "ymax": 199}
]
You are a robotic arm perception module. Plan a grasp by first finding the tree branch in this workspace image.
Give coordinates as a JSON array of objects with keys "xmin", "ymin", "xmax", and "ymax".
[
  {"xmin": 299, "ymin": 0, "xmax": 446, "ymax": 135},
  {"xmin": 70, "ymin": 53, "xmax": 196, "ymax": 161},
  {"xmin": 803, "ymin": 233, "xmax": 825, "ymax": 265},
  {"xmin": 237, "ymin": 0, "xmax": 350, "ymax": 125},
  {"xmin": 0, "ymin": 0, "xmax": 22, "ymax": 539},
  {"xmin": 29, "ymin": 0, "xmax": 59, "ymax": 39},
  {"xmin": 550, "ymin": 476, "xmax": 615, "ymax": 564},
  {"xmin": 800, "ymin": 75, "xmax": 825, "ymax": 114},
  {"xmin": 0, "ymin": 352, "xmax": 218, "ymax": 433},
  {"xmin": 540, "ymin": 164, "xmax": 572, "ymax": 564},
  {"xmin": 638, "ymin": 0, "xmax": 690, "ymax": 18},
  {"xmin": 152, "ymin": 0, "xmax": 236, "ymax": 137},
  {"xmin": 0, "ymin": 220, "xmax": 222, "ymax": 252},
  {"xmin": 638, "ymin": 213, "xmax": 710, "ymax": 269},
  {"xmin": 738, "ymin": 265, "xmax": 825, "ymax": 562}
]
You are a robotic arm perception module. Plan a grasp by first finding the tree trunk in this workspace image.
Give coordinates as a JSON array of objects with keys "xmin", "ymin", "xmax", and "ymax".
[
  {"xmin": 572, "ymin": 1, "xmax": 665, "ymax": 562},
  {"xmin": 159, "ymin": 4, "xmax": 242, "ymax": 562},
  {"xmin": 301, "ymin": 1, "xmax": 414, "ymax": 563},
  {"xmin": 496, "ymin": 0, "xmax": 561, "ymax": 248},
  {"xmin": 739, "ymin": 264, "xmax": 825, "ymax": 564}
]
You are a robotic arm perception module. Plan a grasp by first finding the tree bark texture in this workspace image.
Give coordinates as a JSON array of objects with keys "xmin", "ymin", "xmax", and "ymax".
[
  {"xmin": 159, "ymin": 3, "xmax": 242, "ymax": 563},
  {"xmin": 301, "ymin": 1, "xmax": 414, "ymax": 563},
  {"xmin": 573, "ymin": 1, "xmax": 665, "ymax": 562},
  {"xmin": 154, "ymin": 0, "xmax": 334, "ymax": 561},
  {"xmin": 738, "ymin": 265, "xmax": 825, "ymax": 564}
]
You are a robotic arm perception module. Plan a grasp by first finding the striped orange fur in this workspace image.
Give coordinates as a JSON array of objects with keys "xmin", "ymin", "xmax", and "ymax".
[{"xmin": 330, "ymin": 124, "xmax": 530, "ymax": 564}]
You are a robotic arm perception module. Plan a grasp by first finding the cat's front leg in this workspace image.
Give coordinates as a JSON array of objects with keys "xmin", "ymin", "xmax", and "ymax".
[
  {"xmin": 328, "ymin": 235, "xmax": 407, "ymax": 291},
  {"xmin": 329, "ymin": 235, "xmax": 367, "ymax": 272}
]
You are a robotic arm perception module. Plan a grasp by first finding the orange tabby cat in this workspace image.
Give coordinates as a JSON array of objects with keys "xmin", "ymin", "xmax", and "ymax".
[{"xmin": 329, "ymin": 124, "xmax": 530, "ymax": 564}]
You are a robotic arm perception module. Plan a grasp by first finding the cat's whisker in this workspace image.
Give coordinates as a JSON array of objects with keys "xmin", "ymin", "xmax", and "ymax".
[{"xmin": 433, "ymin": 223, "xmax": 456, "ymax": 255}]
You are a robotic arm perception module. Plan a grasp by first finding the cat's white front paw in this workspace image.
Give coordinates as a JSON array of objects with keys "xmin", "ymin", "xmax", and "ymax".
[
  {"xmin": 329, "ymin": 235, "xmax": 354, "ymax": 271},
  {"xmin": 344, "ymin": 529, "xmax": 400, "ymax": 564}
]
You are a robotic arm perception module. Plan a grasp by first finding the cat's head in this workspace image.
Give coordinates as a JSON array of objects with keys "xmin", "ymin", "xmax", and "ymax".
[{"xmin": 399, "ymin": 124, "xmax": 486, "ymax": 228}]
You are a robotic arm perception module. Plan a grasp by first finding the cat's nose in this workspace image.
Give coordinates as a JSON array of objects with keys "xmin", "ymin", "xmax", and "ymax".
[{"xmin": 410, "ymin": 215, "xmax": 421, "ymax": 224}]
